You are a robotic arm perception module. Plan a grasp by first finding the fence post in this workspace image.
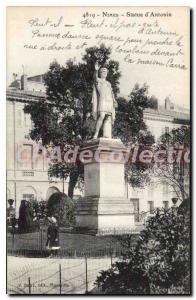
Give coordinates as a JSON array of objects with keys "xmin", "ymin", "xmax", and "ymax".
[
  {"xmin": 110, "ymin": 250, "xmax": 113, "ymax": 267},
  {"xmin": 12, "ymin": 230, "xmax": 15, "ymax": 249},
  {"xmin": 59, "ymin": 264, "xmax": 62, "ymax": 294},
  {"xmin": 12, "ymin": 231, "xmax": 15, "ymax": 254},
  {"xmin": 40, "ymin": 229, "xmax": 43, "ymax": 255},
  {"xmin": 113, "ymin": 248, "xmax": 116, "ymax": 258},
  {"xmin": 28, "ymin": 277, "xmax": 31, "ymax": 294},
  {"xmin": 85, "ymin": 255, "xmax": 88, "ymax": 293}
]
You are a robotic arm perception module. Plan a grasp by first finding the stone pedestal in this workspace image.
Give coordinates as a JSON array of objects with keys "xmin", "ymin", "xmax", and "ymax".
[{"xmin": 75, "ymin": 138, "xmax": 134, "ymax": 235}]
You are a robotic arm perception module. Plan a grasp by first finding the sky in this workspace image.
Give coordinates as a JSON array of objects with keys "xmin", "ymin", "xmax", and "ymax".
[{"xmin": 7, "ymin": 6, "xmax": 190, "ymax": 108}]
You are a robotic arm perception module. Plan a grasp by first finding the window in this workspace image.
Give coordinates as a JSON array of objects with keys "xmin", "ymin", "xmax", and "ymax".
[
  {"xmin": 148, "ymin": 201, "xmax": 154, "ymax": 214},
  {"xmin": 162, "ymin": 183, "xmax": 169, "ymax": 195},
  {"xmin": 34, "ymin": 146, "xmax": 44, "ymax": 170},
  {"xmin": 21, "ymin": 186, "xmax": 36, "ymax": 203},
  {"xmin": 164, "ymin": 126, "xmax": 170, "ymax": 143},
  {"xmin": 163, "ymin": 201, "xmax": 169, "ymax": 210},
  {"xmin": 165, "ymin": 127, "xmax": 169, "ymax": 134},
  {"xmin": 18, "ymin": 144, "xmax": 33, "ymax": 169},
  {"xmin": 23, "ymin": 171, "xmax": 34, "ymax": 176},
  {"xmin": 24, "ymin": 113, "xmax": 32, "ymax": 128},
  {"xmin": 130, "ymin": 198, "xmax": 139, "ymax": 222},
  {"xmin": 23, "ymin": 194, "xmax": 35, "ymax": 202},
  {"xmin": 16, "ymin": 109, "xmax": 22, "ymax": 127},
  {"xmin": 148, "ymin": 185, "xmax": 154, "ymax": 198}
]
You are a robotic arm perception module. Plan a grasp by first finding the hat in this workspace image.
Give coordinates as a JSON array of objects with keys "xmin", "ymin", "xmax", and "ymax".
[{"xmin": 48, "ymin": 216, "xmax": 57, "ymax": 224}]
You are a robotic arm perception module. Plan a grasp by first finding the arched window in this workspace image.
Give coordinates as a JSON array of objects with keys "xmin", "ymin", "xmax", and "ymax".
[{"xmin": 21, "ymin": 186, "xmax": 37, "ymax": 202}]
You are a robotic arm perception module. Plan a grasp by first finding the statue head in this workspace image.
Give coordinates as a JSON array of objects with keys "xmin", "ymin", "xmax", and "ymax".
[{"xmin": 99, "ymin": 67, "xmax": 108, "ymax": 79}]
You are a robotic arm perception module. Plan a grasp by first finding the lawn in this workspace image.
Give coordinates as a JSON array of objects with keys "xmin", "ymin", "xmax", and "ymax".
[{"xmin": 7, "ymin": 229, "xmax": 139, "ymax": 257}]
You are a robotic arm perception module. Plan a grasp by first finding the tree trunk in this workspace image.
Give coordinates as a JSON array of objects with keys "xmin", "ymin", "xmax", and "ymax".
[{"xmin": 68, "ymin": 169, "xmax": 79, "ymax": 198}]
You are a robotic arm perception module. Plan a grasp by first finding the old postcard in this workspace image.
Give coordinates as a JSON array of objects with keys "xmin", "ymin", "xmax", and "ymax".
[{"xmin": 6, "ymin": 6, "xmax": 190, "ymax": 295}]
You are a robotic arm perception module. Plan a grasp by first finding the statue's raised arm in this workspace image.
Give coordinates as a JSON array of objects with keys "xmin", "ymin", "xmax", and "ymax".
[{"xmin": 94, "ymin": 62, "xmax": 99, "ymax": 82}]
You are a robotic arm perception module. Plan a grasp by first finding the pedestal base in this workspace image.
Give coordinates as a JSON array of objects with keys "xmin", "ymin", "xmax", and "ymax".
[{"xmin": 76, "ymin": 196, "xmax": 134, "ymax": 235}]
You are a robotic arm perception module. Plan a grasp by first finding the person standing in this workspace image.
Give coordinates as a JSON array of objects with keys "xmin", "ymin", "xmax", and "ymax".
[{"xmin": 46, "ymin": 216, "xmax": 60, "ymax": 257}]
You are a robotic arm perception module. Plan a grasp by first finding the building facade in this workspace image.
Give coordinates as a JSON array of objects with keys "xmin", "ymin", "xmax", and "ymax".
[
  {"xmin": 128, "ymin": 105, "xmax": 190, "ymax": 222},
  {"xmin": 6, "ymin": 74, "xmax": 190, "ymax": 220}
]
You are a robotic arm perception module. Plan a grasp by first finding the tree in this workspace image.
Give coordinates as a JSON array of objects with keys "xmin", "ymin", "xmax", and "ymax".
[
  {"xmin": 24, "ymin": 45, "xmax": 121, "ymax": 198},
  {"xmin": 113, "ymin": 83, "xmax": 155, "ymax": 188},
  {"xmin": 114, "ymin": 83, "xmax": 154, "ymax": 143},
  {"xmin": 95, "ymin": 206, "xmax": 190, "ymax": 294},
  {"xmin": 137, "ymin": 207, "xmax": 190, "ymax": 294},
  {"xmin": 31, "ymin": 199, "xmax": 47, "ymax": 222},
  {"xmin": 24, "ymin": 45, "xmax": 155, "ymax": 197},
  {"xmin": 148, "ymin": 95, "xmax": 158, "ymax": 110},
  {"xmin": 151, "ymin": 125, "xmax": 190, "ymax": 202},
  {"xmin": 95, "ymin": 260, "xmax": 150, "ymax": 294},
  {"xmin": 47, "ymin": 192, "xmax": 75, "ymax": 227}
]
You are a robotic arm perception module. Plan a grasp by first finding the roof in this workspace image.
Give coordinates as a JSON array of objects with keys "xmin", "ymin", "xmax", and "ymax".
[
  {"xmin": 6, "ymin": 88, "xmax": 46, "ymax": 102},
  {"xmin": 144, "ymin": 107, "xmax": 190, "ymax": 122},
  {"xmin": 6, "ymin": 88, "xmax": 190, "ymax": 122}
]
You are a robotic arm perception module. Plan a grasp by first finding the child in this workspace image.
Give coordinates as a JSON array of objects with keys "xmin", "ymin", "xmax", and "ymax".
[{"xmin": 46, "ymin": 216, "xmax": 60, "ymax": 257}]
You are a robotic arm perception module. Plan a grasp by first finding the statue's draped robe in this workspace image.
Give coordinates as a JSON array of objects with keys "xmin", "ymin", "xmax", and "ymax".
[{"xmin": 92, "ymin": 78, "xmax": 116, "ymax": 124}]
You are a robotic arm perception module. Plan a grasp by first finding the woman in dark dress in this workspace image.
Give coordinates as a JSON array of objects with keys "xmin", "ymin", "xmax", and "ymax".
[{"xmin": 46, "ymin": 216, "xmax": 60, "ymax": 257}]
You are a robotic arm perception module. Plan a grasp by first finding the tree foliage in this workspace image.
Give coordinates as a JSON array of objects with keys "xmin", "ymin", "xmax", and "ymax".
[
  {"xmin": 24, "ymin": 45, "xmax": 155, "ymax": 197},
  {"xmin": 151, "ymin": 125, "xmax": 190, "ymax": 201},
  {"xmin": 95, "ymin": 207, "xmax": 190, "ymax": 294},
  {"xmin": 113, "ymin": 84, "xmax": 156, "ymax": 188},
  {"xmin": 160, "ymin": 125, "xmax": 190, "ymax": 148},
  {"xmin": 24, "ymin": 45, "xmax": 121, "ymax": 197},
  {"xmin": 47, "ymin": 192, "xmax": 75, "ymax": 227},
  {"xmin": 113, "ymin": 83, "xmax": 155, "ymax": 143}
]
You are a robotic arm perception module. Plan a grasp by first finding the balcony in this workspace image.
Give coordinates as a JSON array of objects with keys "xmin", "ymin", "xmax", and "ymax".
[{"xmin": 23, "ymin": 171, "xmax": 34, "ymax": 176}]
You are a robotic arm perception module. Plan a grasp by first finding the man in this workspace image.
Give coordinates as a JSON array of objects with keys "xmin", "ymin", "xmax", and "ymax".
[{"xmin": 92, "ymin": 62, "xmax": 117, "ymax": 139}]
